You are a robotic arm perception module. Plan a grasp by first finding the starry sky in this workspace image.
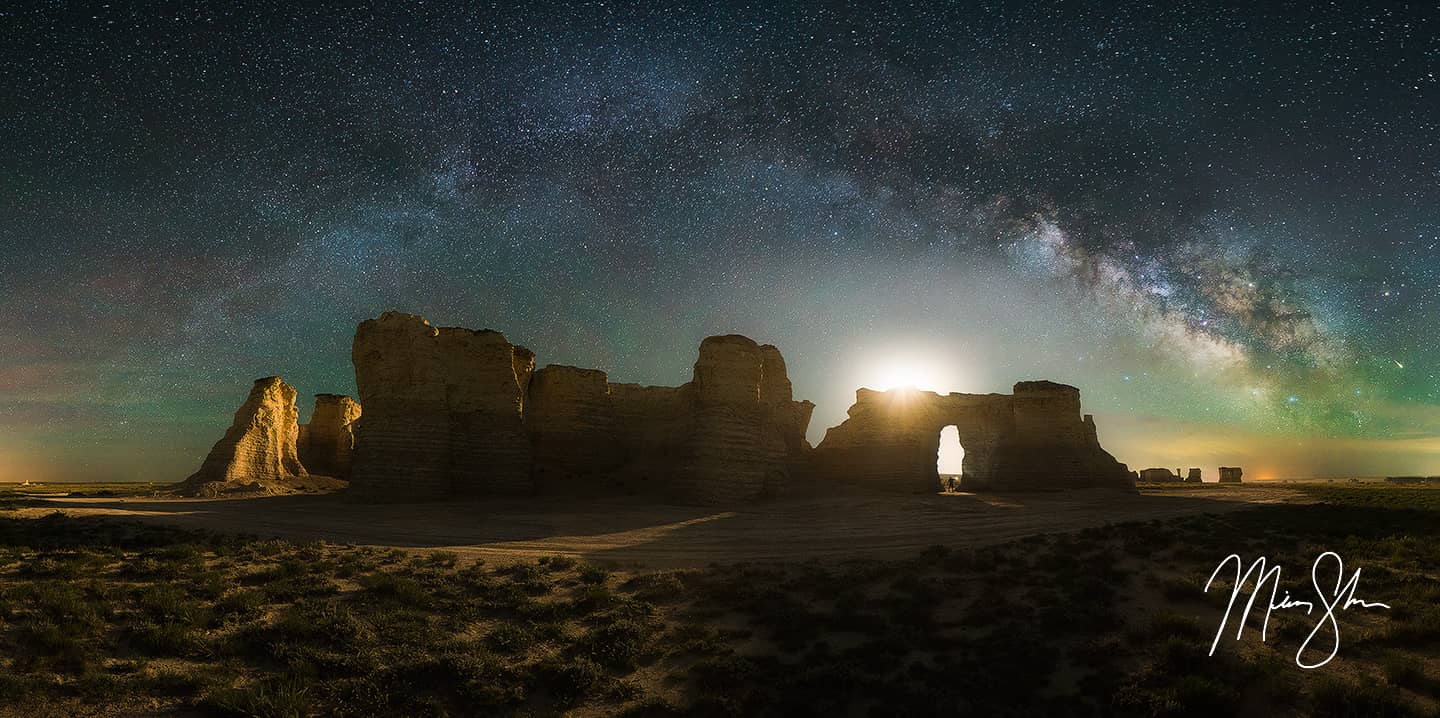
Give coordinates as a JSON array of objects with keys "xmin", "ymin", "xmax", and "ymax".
[{"xmin": 3, "ymin": 1, "xmax": 1438, "ymax": 482}]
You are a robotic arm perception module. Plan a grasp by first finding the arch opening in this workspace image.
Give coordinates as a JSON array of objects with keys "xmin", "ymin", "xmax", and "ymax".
[{"xmin": 937, "ymin": 424, "xmax": 965, "ymax": 492}]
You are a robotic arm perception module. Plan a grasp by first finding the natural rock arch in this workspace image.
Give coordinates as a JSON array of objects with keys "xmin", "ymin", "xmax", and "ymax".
[
  {"xmin": 936, "ymin": 424, "xmax": 965, "ymax": 487},
  {"xmin": 812, "ymin": 381, "xmax": 1134, "ymax": 493},
  {"xmin": 183, "ymin": 314, "xmax": 1134, "ymax": 503}
]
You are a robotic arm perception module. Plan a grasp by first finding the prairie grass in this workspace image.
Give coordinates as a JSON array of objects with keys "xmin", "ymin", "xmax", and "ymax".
[{"xmin": 0, "ymin": 484, "xmax": 1435, "ymax": 715}]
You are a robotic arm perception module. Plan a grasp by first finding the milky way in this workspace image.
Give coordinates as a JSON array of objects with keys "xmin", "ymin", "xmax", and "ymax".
[{"xmin": 2, "ymin": 2, "xmax": 1438, "ymax": 481}]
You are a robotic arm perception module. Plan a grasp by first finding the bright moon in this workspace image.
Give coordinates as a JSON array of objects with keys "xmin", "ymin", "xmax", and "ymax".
[{"xmin": 867, "ymin": 359, "xmax": 955, "ymax": 393}]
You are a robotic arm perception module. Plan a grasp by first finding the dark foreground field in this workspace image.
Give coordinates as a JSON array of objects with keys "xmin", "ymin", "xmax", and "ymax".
[
  {"xmin": 2, "ymin": 483, "xmax": 1299, "ymax": 566},
  {"xmin": 0, "ymin": 484, "xmax": 1437, "ymax": 717}
]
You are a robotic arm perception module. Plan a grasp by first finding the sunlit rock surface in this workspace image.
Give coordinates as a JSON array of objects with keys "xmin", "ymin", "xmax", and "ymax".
[{"xmin": 180, "ymin": 376, "xmax": 310, "ymax": 496}]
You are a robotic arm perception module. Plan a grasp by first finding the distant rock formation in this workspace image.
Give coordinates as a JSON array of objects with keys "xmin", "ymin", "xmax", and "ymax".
[
  {"xmin": 1186, "ymin": 467, "xmax": 1203, "ymax": 483},
  {"xmin": 346, "ymin": 313, "xmax": 816, "ymax": 504},
  {"xmin": 1140, "ymin": 468, "xmax": 1180, "ymax": 482},
  {"xmin": 179, "ymin": 377, "xmax": 318, "ymax": 496},
  {"xmin": 1386, "ymin": 476, "xmax": 1440, "ymax": 484},
  {"xmin": 811, "ymin": 381, "xmax": 1134, "ymax": 493},
  {"xmin": 1218, "ymin": 466, "xmax": 1243, "ymax": 483},
  {"xmin": 297, "ymin": 394, "xmax": 361, "ymax": 478}
]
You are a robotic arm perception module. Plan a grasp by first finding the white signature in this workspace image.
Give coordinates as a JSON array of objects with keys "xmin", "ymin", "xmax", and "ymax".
[{"xmin": 1204, "ymin": 551, "xmax": 1390, "ymax": 669}]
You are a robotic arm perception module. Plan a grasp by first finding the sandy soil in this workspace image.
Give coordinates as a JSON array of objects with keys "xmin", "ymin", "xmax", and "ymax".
[{"xmin": 13, "ymin": 485, "xmax": 1305, "ymax": 568}]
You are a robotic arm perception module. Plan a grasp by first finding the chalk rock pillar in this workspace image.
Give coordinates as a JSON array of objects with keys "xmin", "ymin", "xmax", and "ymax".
[
  {"xmin": 349, "ymin": 312, "xmax": 534, "ymax": 500},
  {"xmin": 183, "ymin": 376, "xmax": 307, "ymax": 488},
  {"xmin": 438, "ymin": 327, "xmax": 534, "ymax": 497},
  {"xmin": 668, "ymin": 335, "xmax": 814, "ymax": 503},
  {"xmin": 813, "ymin": 380, "xmax": 1134, "ymax": 492},
  {"xmin": 671, "ymin": 335, "xmax": 770, "ymax": 503},
  {"xmin": 298, "ymin": 394, "xmax": 362, "ymax": 478}
]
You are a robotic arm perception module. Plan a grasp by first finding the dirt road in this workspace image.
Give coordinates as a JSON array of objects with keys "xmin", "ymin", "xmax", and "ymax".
[{"xmin": 15, "ymin": 485, "xmax": 1303, "ymax": 568}]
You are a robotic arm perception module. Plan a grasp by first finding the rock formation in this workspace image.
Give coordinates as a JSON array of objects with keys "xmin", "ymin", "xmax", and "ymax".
[
  {"xmin": 190, "ymin": 313, "xmax": 1138, "ymax": 503},
  {"xmin": 670, "ymin": 335, "xmax": 813, "ymax": 503},
  {"xmin": 1218, "ymin": 466, "xmax": 1243, "ymax": 483},
  {"xmin": 297, "ymin": 394, "xmax": 361, "ymax": 478},
  {"xmin": 349, "ymin": 312, "xmax": 535, "ymax": 500},
  {"xmin": 346, "ymin": 313, "xmax": 815, "ymax": 504},
  {"xmin": 811, "ymin": 381, "xmax": 1134, "ymax": 493},
  {"xmin": 1140, "ymin": 468, "xmax": 1180, "ymax": 482},
  {"xmin": 1186, "ymin": 467, "xmax": 1203, "ymax": 483},
  {"xmin": 180, "ymin": 376, "xmax": 309, "ymax": 496},
  {"xmin": 527, "ymin": 365, "xmax": 624, "ymax": 482}
]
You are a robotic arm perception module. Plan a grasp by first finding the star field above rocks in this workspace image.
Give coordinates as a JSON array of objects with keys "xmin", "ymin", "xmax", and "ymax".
[{"xmin": 1, "ymin": 1, "xmax": 1437, "ymax": 481}]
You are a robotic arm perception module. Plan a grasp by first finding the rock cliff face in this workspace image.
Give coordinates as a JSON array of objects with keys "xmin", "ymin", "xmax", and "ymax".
[
  {"xmin": 605, "ymin": 383, "xmax": 692, "ymax": 492},
  {"xmin": 812, "ymin": 381, "xmax": 1134, "ymax": 493},
  {"xmin": 1140, "ymin": 468, "xmax": 1180, "ymax": 482},
  {"xmin": 1186, "ymin": 467, "xmax": 1203, "ymax": 483},
  {"xmin": 180, "ymin": 376, "xmax": 309, "ymax": 495},
  {"xmin": 349, "ymin": 312, "xmax": 534, "ymax": 500},
  {"xmin": 195, "ymin": 313, "xmax": 1135, "ymax": 502},
  {"xmin": 298, "ymin": 394, "xmax": 361, "ymax": 478},
  {"xmin": 1218, "ymin": 466, "xmax": 1243, "ymax": 483},
  {"xmin": 527, "ymin": 365, "xmax": 623, "ymax": 482},
  {"xmin": 670, "ymin": 336, "xmax": 806, "ymax": 502},
  {"xmin": 345, "ymin": 313, "xmax": 815, "ymax": 504}
]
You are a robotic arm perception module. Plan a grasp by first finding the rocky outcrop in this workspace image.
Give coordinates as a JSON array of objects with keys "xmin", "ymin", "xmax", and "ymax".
[
  {"xmin": 1186, "ymin": 467, "xmax": 1203, "ymax": 483},
  {"xmin": 1140, "ymin": 468, "xmax": 1180, "ymax": 482},
  {"xmin": 605, "ymin": 383, "xmax": 693, "ymax": 492},
  {"xmin": 345, "ymin": 313, "xmax": 815, "ymax": 504},
  {"xmin": 298, "ymin": 394, "xmax": 361, "ymax": 478},
  {"xmin": 670, "ymin": 336, "xmax": 805, "ymax": 502},
  {"xmin": 1218, "ymin": 466, "xmax": 1243, "ymax": 483},
  {"xmin": 439, "ymin": 326, "xmax": 535, "ymax": 498},
  {"xmin": 349, "ymin": 312, "xmax": 534, "ymax": 500},
  {"xmin": 760, "ymin": 345, "xmax": 815, "ymax": 473},
  {"xmin": 527, "ymin": 365, "xmax": 623, "ymax": 482},
  {"xmin": 180, "ymin": 376, "xmax": 312, "ymax": 496},
  {"xmin": 812, "ymin": 381, "xmax": 1134, "ymax": 493},
  {"xmin": 198, "ymin": 313, "xmax": 1134, "ymax": 503},
  {"xmin": 522, "ymin": 350, "xmax": 818, "ymax": 503}
]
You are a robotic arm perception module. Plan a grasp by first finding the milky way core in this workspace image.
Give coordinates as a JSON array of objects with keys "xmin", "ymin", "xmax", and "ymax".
[{"xmin": 2, "ymin": 2, "xmax": 1437, "ymax": 481}]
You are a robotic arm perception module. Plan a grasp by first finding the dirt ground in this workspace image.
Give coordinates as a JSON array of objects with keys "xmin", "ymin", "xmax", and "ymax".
[{"xmin": 10, "ymin": 484, "xmax": 1306, "ymax": 568}]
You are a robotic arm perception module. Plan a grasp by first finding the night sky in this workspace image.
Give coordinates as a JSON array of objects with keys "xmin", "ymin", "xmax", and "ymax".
[{"xmin": 3, "ymin": 1, "xmax": 1438, "ymax": 482}]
